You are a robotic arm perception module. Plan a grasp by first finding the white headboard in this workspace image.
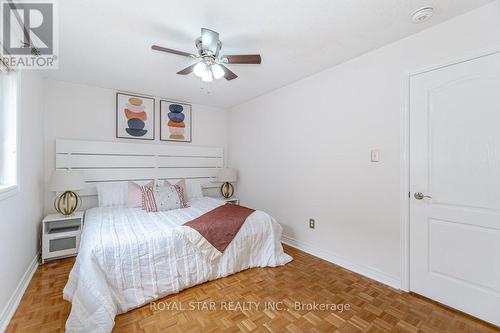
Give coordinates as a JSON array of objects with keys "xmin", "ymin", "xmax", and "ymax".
[{"xmin": 55, "ymin": 139, "xmax": 223, "ymax": 196}]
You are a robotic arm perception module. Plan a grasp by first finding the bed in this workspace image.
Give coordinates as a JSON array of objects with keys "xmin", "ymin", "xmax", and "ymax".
[{"xmin": 63, "ymin": 196, "xmax": 292, "ymax": 332}]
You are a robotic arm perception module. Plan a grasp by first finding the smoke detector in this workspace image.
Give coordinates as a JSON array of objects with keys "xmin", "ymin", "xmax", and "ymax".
[{"xmin": 411, "ymin": 7, "xmax": 434, "ymax": 23}]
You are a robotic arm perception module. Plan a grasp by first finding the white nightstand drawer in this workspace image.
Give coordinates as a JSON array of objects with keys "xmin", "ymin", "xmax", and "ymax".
[
  {"xmin": 50, "ymin": 236, "xmax": 76, "ymax": 252},
  {"xmin": 43, "ymin": 233, "xmax": 80, "ymax": 260}
]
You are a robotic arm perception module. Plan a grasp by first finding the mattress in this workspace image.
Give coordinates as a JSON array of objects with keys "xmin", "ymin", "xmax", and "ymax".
[{"xmin": 63, "ymin": 197, "xmax": 292, "ymax": 332}]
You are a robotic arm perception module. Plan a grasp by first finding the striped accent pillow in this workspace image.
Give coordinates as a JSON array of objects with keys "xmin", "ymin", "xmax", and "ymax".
[
  {"xmin": 141, "ymin": 185, "xmax": 158, "ymax": 212},
  {"xmin": 175, "ymin": 184, "xmax": 188, "ymax": 208}
]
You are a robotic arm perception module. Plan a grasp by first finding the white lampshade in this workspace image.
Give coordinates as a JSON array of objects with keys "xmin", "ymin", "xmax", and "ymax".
[
  {"xmin": 211, "ymin": 64, "xmax": 225, "ymax": 80},
  {"xmin": 49, "ymin": 170, "xmax": 85, "ymax": 192},
  {"xmin": 193, "ymin": 61, "xmax": 206, "ymax": 77},
  {"xmin": 201, "ymin": 68, "xmax": 213, "ymax": 82},
  {"xmin": 216, "ymin": 168, "xmax": 237, "ymax": 183}
]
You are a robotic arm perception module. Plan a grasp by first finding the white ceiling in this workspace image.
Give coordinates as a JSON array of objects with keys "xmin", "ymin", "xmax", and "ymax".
[{"xmin": 43, "ymin": 0, "xmax": 493, "ymax": 108}]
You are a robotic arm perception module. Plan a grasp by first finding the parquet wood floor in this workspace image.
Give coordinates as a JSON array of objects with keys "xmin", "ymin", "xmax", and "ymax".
[{"xmin": 6, "ymin": 245, "xmax": 499, "ymax": 332}]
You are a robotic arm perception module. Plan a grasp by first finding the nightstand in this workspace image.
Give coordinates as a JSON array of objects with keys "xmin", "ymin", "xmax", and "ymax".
[
  {"xmin": 42, "ymin": 211, "xmax": 84, "ymax": 264},
  {"xmin": 223, "ymin": 197, "xmax": 239, "ymax": 205}
]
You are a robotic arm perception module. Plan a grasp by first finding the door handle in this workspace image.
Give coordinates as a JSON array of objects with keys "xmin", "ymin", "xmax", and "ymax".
[{"xmin": 414, "ymin": 192, "xmax": 432, "ymax": 200}]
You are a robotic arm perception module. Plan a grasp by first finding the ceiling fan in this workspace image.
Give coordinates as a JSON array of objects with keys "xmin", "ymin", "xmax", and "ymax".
[{"xmin": 151, "ymin": 28, "xmax": 261, "ymax": 82}]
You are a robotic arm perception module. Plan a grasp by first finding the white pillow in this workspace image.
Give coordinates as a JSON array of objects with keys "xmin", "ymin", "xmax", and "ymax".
[
  {"xmin": 96, "ymin": 182, "xmax": 128, "ymax": 207},
  {"xmin": 185, "ymin": 179, "xmax": 203, "ymax": 199}
]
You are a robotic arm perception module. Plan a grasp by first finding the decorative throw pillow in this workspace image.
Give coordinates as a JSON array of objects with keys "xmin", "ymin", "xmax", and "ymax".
[
  {"xmin": 128, "ymin": 181, "xmax": 154, "ymax": 208},
  {"xmin": 164, "ymin": 179, "xmax": 188, "ymax": 206},
  {"xmin": 141, "ymin": 185, "xmax": 158, "ymax": 212},
  {"xmin": 154, "ymin": 184, "xmax": 188, "ymax": 211}
]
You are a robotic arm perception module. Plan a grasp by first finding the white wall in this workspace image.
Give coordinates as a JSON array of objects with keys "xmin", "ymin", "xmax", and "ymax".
[
  {"xmin": 228, "ymin": 1, "xmax": 500, "ymax": 286},
  {"xmin": 0, "ymin": 71, "xmax": 45, "ymax": 328},
  {"xmin": 43, "ymin": 79, "xmax": 229, "ymax": 212}
]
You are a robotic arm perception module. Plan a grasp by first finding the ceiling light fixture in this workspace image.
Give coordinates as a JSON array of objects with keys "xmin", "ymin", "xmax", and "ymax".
[
  {"xmin": 411, "ymin": 7, "xmax": 434, "ymax": 23},
  {"xmin": 193, "ymin": 59, "xmax": 225, "ymax": 82},
  {"xmin": 152, "ymin": 28, "xmax": 262, "ymax": 82}
]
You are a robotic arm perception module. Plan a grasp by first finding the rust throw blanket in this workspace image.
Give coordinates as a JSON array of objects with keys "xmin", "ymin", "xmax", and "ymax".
[{"xmin": 183, "ymin": 204, "xmax": 255, "ymax": 253}]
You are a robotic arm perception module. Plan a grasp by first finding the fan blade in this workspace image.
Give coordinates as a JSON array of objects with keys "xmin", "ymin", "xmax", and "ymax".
[
  {"xmin": 151, "ymin": 45, "xmax": 193, "ymax": 57},
  {"xmin": 201, "ymin": 28, "xmax": 219, "ymax": 54},
  {"xmin": 220, "ymin": 64, "xmax": 238, "ymax": 80},
  {"xmin": 223, "ymin": 54, "xmax": 261, "ymax": 64},
  {"xmin": 177, "ymin": 63, "xmax": 197, "ymax": 75}
]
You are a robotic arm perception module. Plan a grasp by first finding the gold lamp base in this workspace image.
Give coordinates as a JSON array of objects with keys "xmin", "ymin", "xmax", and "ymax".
[
  {"xmin": 54, "ymin": 190, "xmax": 80, "ymax": 215},
  {"xmin": 220, "ymin": 182, "xmax": 234, "ymax": 199}
]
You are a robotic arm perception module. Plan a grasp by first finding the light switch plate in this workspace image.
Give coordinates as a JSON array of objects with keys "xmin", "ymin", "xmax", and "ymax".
[{"xmin": 371, "ymin": 149, "xmax": 380, "ymax": 162}]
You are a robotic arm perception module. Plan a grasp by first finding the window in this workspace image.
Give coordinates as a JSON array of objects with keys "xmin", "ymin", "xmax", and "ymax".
[{"xmin": 0, "ymin": 61, "xmax": 18, "ymax": 199}]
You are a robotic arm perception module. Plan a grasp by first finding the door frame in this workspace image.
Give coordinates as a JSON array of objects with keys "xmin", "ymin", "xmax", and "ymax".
[{"xmin": 399, "ymin": 47, "xmax": 500, "ymax": 291}]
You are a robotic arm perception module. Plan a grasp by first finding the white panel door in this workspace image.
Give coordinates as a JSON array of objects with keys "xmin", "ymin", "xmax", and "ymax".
[{"xmin": 410, "ymin": 52, "xmax": 500, "ymax": 326}]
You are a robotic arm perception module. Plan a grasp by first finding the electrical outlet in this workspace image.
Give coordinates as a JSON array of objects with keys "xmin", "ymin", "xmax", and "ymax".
[{"xmin": 309, "ymin": 218, "xmax": 315, "ymax": 229}]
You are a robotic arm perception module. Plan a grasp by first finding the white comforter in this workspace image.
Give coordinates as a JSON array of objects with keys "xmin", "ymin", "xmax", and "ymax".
[{"xmin": 63, "ymin": 197, "xmax": 292, "ymax": 332}]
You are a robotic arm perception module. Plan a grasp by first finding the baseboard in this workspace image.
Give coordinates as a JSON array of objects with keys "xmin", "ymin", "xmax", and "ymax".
[
  {"xmin": 0, "ymin": 252, "xmax": 39, "ymax": 332},
  {"xmin": 281, "ymin": 235, "xmax": 400, "ymax": 289}
]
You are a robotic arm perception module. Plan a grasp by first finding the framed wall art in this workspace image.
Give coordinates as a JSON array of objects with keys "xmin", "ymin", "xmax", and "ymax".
[
  {"xmin": 116, "ymin": 92, "xmax": 155, "ymax": 140},
  {"xmin": 160, "ymin": 100, "xmax": 192, "ymax": 142}
]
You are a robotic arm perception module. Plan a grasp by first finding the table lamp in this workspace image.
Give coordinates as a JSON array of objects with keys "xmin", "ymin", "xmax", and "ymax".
[
  {"xmin": 49, "ymin": 170, "xmax": 85, "ymax": 215},
  {"xmin": 216, "ymin": 168, "xmax": 237, "ymax": 199}
]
